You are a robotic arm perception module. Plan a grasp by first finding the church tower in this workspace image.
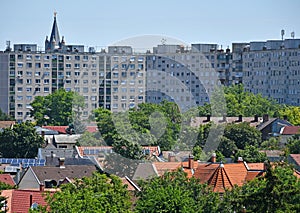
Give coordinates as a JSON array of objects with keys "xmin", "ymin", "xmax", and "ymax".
[{"xmin": 45, "ymin": 12, "xmax": 65, "ymax": 52}]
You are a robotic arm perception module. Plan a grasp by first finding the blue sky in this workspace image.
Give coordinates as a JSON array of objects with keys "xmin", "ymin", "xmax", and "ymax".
[{"xmin": 0, "ymin": 0, "xmax": 299, "ymax": 51}]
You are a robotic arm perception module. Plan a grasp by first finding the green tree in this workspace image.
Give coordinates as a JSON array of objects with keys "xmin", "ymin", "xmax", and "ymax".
[
  {"xmin": 261, "ymin": 137, "xmax": 281, "ymax": 150},
  {"xmin": 35, "ymin": 172, "xmax": 133, "ymax": 213},
  {"xmin": 220, "ymin": 162, "xmax": 300, "ymax": 212},
  {"xmin": 75, "ymin": 131, "xmax": 104, "ymax": 146},
  {"xmin": 279, "ymin": 106, "xmax": 300, "ymax": 125},
  {"xmin": 30, "ymin": 89, "xmax": 85, "ymax": 126},
  {"xmin": 286, "ymin": 135, "xmax": 300, "ymax": 154},
  {"xmin": 224, "ymin": 122, "xmax": 262, "ymax": 150},
  {"xmin": 0, "ymin": 108, "xmax": 14, "ymax": 121},
  {"xmin": 0, "ymin": 121, "xmax": 44, "ymax": 158},
  {"xmin": 217, "ymin": 136, "xmax": 238, "ymax": 158},
  {"xmin": 135, "ymin": 170, "xmax": 220, "ymax": 213},
  {"xmin": 234, "ymin": 145, "xmax": 268, "ymax": 163}
]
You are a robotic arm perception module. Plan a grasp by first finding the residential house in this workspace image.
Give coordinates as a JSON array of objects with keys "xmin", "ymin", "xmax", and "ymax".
[
  {"xmin": 288, "ymin": 154, "xmax": 300, "ymax": 172},
  {"xmin": 280, "ymin": 126, "xmax": 300, "ymax": 144},
  {"xmin": 0, "ymin": 174, "xmax": 15, "ymax": 187},
  {"xmin": 18, "ymin": 159, "xmax": 98, "ymax": 190}
]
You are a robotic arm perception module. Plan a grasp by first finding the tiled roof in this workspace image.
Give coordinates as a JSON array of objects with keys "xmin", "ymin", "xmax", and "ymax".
[
  {"xmin": 53, "ymin": 134, "xmax": 81, "ymax": 144},
  {"xmin": 132, "ymin": 163, "xmax": 158, "ymax": 181},
  {"xmin": 289, "ymin": 154, "xmax": 300, "ymax": 166},
  {"xmin": 282, "ymin": 126, "xmax": 300, "ymax": 135},
  {"xmin": 0, "ymin": 174, "xmax": 15, "ymax": 186},
  {"xmin": 77, "ymin": 146, "xmax": 160, "ymax": 157},
  {"xmin": 121, "ymin": 176, "xmax": 141, "ymax": 191},
  {"xmin": 2, "ymin": 189, "xmax": 51, "ymax": 213},
  {"xmin": 86, "ymin": 126, "xmax": 98, "ymax": 133},
  {"xmin": 208, "ymin": 164, "xmax": 233, "ymax": 192},
  {"xmin": 153, "ymin": 162, "xmax": 182, "ymax": 176},
  {"xmin": 43, "ymin": 126, "xmax": 68, "ymax": 134},
  {"xmin": 0, "ymin": 121, "xmax": 15, "ymax": 129},
  {"xmin": 30, "ymin": 165, "xmax": 97, "ymax": 183},
  {"xmin": 247, "ymin": 163, "xmax": 265, "ymax": 170},
  {"xmin": 256, "ymin": 118, "xmax": 278, "ymax": 131},
  {"xmin": 190, "ymin": 116, "xmax": 262, "ymax": 128}
]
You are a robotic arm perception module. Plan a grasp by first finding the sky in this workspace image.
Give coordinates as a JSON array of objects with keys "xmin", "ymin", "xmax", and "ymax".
[{"xmin": 1, "ymin": 0, "xmax": 299, "ymax": 52}]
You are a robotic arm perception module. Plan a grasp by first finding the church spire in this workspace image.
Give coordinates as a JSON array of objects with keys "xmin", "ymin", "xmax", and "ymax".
[{"xmin": 48, "ymin": 11, "xmax": 60, "ymax": 50}]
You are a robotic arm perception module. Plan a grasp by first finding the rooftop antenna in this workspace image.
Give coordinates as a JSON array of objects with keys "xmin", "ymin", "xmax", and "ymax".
[
  {"xmin": 161, "ymin": 38, "xmax": 167, "ymax": 45},
  {"xmin": 281, "ymin": 29, "xmax": 285, "ymax": 41},
  {"xmin": 291, "ymin": 31, "xmax": 295, "ymax": 39}
]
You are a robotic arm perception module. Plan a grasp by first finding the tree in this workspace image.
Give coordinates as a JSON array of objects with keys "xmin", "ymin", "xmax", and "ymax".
[
  {"xmin": 234, "ymin": 145, "xmax": 268, "ymax": 163},
  {"xmin": 0, "ymin": 121, "xmax": 44, "ymax": 158},
  {"xmin": 30, "ymin": 89, "xmax": 85, "ymax": 126},
  {"xmin": 135, "ymin": 170, "xmax": 220, "ymax": 213},
  {"xmin": 261, "ymin": 137, "xmax": 281, "ymax": 150},
  {"xmin": 0, "ymin": 108, "xmax": 14, "ymax": 121},
  {"xmin": 34, "ymin": 172, "xmax": 133, "ymax": 213},
  {"xmin": 279, "ymin": 106, "xmax": 300, "ymax": 125},
  {"xmin": 220, "ymin": 162, "xmax": 300, "ymax": 212},
  {"xmin": 217, "ymin": 136, "xmax": 238, "ymax": 158},
  {"xmin": 286, "ymin": 135, "xmax": 300, "ymax": 154},
  {"xmin": 75, "ymin": 131, "xmax": 104, "ymax": 146},
  {"xmin": 224, "ymin": 122, "xmax": 262, "ymax": 150}
]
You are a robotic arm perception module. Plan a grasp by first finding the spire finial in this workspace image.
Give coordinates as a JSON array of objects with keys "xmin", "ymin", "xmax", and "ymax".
[{"xmin": 54, "ymin": 11, "xmax": 57, "ymax": 18}]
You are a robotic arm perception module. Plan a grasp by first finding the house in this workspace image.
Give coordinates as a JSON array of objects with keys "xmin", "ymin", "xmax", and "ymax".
[
  {"xmin": 46, "ymin": 134, "xmax": 81, "ymax": 149},
  {"xmin": 190, "ymin": 115, "xmax": 262, "ymax": 128},
  {"xmin": 1, "ymin": 188, "xmax": 53, "ymax": 213},
  {"xmin": 256, "ymin": 115, "xmax": 292, "ymax": 140},
  {"xmin": 133, "ymin": 155, "xmax": 265, "ymax": 193},
  {"xmin": 259, "ymin": 150, "xmax": 285, "ymax": 162},
  {"xmin": 288, "ymin": 154, "xmax": 300, "ymax": 172},
  {"xmin": 42, "ymin": 125, "xmax": 98, "ymax": 134},
  {"xmin": 0, "ymin": 174, "xmax": 15, "ymax": 187},
  {"xmin": 18, "ymin": 159, "xmax": 98, "ymax": 190},
  {"xmin": 280, "ymin": 126, "xmax": 300, "ymax": 144},
  {"xmin": 0, "ymin": 121, "xmax": 15, "ymax": 130}
]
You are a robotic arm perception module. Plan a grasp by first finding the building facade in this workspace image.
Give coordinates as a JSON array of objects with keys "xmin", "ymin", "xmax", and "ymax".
[{"xmin": 239, "ymin": 39, "xmax": 300, "ymax": 105}]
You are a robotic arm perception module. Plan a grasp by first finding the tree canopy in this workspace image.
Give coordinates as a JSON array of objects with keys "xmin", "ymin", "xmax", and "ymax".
[
  {"xmin": 0, "ymin": 108, "xmax": 14, "ymax": 121},
  {"xmin": 0, "ymin": 121, "xmax": 44, "ymax": 158},
  {"xmin": 34, "ymin": 172, "xmax": 132, "ymax": 213},
  {"xmin": 30, "ymin": 89, "xmax": 85, "ymax": 126}
]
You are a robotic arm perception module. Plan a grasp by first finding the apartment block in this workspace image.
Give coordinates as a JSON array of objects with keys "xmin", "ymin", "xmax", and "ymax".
[{"xmin": 240, "ymin": 39, "xmax": 300, "ymax": 105}]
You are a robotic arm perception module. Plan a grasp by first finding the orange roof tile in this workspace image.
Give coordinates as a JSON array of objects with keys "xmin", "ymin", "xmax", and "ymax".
[
  {"xmin": 290, "ymin": 154, "xmax": 300, "ymax": 166},
  {"xmin": 282, "ymin": 126, "xmax": 300, "ymax": 135},
  {"xmin": 0, "ymin": 121, "xmax": 15, "ymax": 129},
  {"xmin": 0, "ymin": 174, "xmax": 15, "ymax": 186},
  {"xmin": 208, "ymin": 164, "xmax": 233, "ymax": 193},
  {"xmin": 153, "ymin": 162, "xmax": 182, "ymax": 176},
  {"xmin": 43, "ymin": 126, "xmax": 68, "ymax": 134},
  {"xmin": 247, "ymin": 163, "xmax": 265, "ymax": 170},
  {"xmin": 1, "ymin": 189, "xmax": 52, "ymax": 213}
]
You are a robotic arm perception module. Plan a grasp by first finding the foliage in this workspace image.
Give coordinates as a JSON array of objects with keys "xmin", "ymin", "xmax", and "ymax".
[
  {"xmin": 261, "ymin": 137, "xmax": 281, "ymax": 150},
  {"xmin": 30, "ymin": 89, "xmax": 85, "ymax": 126},
  {"xmin": 75, "ymin": 131, "xmax": 104, "ymax": 146},
  {"xmin": 135, "ymin": 170, "xmax": 220, "ymax": 213},
  {"xmin": 234, "ymin": 145, "xmax": 268, "ymax": 163},
  {"xmin": 0, "ymin": 108, "xmax": 14, "ymax": 121},
  {"xmin": 224, "ymin": 122, "xmax": 262, "ymax": 150},
  {"xmin": 217, "ymin": 136, "xmax": 238, "ymax": 158},
  {"xmin": 286, "ymin": 135, "xmax": 300, "ymax": 154},
  {"xmin": 220, "ymin": 162, "xmax": 300, "ymax": 212},
  {"xmin": 279, "ymin": 106, "xmax": 300, "ymax": 125},
  {"xmin": 0, "ymin": 121, "xmax": 44, "ymax": 158},
  {"xmin": 198, "ymin": 84, "xmax": 282, "ymax": 117},
  {"xmin": 34, "ymin": 172, "xmax": 133, "ymax": 213},
  {"xmin": 0, "ymin": 181, "xmax": 14, "ymax": 190}
]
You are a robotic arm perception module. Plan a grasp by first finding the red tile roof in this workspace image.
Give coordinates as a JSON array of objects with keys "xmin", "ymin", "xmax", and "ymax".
[
  {"xmin": 0, "ymin": 121, "xmax": 15, "ymax": 129},
  {"xmin": 0, "ymin": 174, "xmax": 15, "ymax": 186},
  {"xmin": 282, "ymin": 126, "xmax": 300, "ymax": 135},
  {"xmin": 43, "ymin": 126, "xmax": 68, "ymax": 134},
  {"xmin": 290, "ymin": 154, "xmax": 300, "ymax": 166},
  {"xmin": 1, "ymin": 189, "xmax": 52, "ymax": 213},
  {"xmin": 193, "ymin": 162, "xmax": 264, "ymax": 193}
]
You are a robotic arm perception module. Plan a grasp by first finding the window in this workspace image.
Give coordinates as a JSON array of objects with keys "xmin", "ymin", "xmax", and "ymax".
[
  {"xmin": 113, "ymin": 72, "xmax": 119, "ymax": 78},
  {"xmin": 17, "ymin": 112, "xmax": 23, "ymax": 117},
  {"xmin": 91, "ymin": 80, "xmax": 97, "ymax": 84},
  {"xmin": 26, "ymin": 96, "xmax": 32, "ymax": 101},
  {"xmin": 17, "ymin": 96, "xmax": 23, "ymax": 100},
  {"xmin": 26, "ymin": 71, "xmax": 32, "ymax": 76},
  {"xmin": 35, "ymin": 71, "xmax": 41, "ymax": 76},
  {"xmin": 66, "ymin": 71, "xmax": 71, "ymax": 77},
  {"xmin": 91, "ymin": 87, "xmax": 97, "ymax": 93},
  {"xmin": 44, "ymin": 55, "xmax": 50, "ymax": 60},
  {"xmin": 83, "ymin": 80, "xmax": 88, "ymax": 84},
  {"xmin": 92, "ymin": 72, "xmax": 97, "ymax": 76},
  {"xmin": 91, "ymin": 96, "xmax": 97, "ymax": 101},
  {"xmin": 26, "ymin": 87, "xmax": 32, "ymax": 92},
  {"xmin": 17, "ymin": 63, "xmax": 23, "ymax": 68},
  {"xmin": 35, "ymin": 87, "xmax": 40, "ymax": 92},
  {"xmin": 74, "ymin": 79, "xmax": 80, "ymax": 84},
  {"xmin": 75, "ymin": 56, "xmax": 80, "ymax": 60},
  {"xmin": 35, "ymin": 79, "xmax": 41, "ymax": 84},
  {"xmin": 129, "ymin": 64, "xmax": 135, "ymax": 69},
  {"xmin": 74, "ymin": 64, "xmax": 80, "ymax": 68},
  {"xmin": 26, "ymin": 79, "xmax": 32, "ymax": 84},
  {"xmin": 17, "ymin": 87, "xmax": 23, "ymax": 92},
  {"xmin": 44, "ymin": 71, "xmax": 50, "ymax": 76},
  {"xmin": 44, "ymin": 79, "xmax": 50, "ymax": 84},
  {"xmin": 75, "ymin": 72, "xmax": 80, "ymax": 76},
  {"xmin": 17, "ymin": 55, "xmax": 23, "ymax": 60},
  {"xmin": 83, "ymin": 63, "xmax": 88, "ymax": 68},
  {"xmin": 65, "ymin": 80, "xmax": 71, "ymax": 84},
  {"xmin": 44, "ymin": 64, "xmax": 50, "ymax": 68},
  {"xmin": 83, "ymin": 87, "xmax": 89, "ymax": 93},
  {"xmin": 44, "ymin": 87, "xmax": 50, "ymax": 93},
  {"xmin": 66, "ymin": 55, "xmax": 72, "ymax": 60},
  {"xmin": 35, "ymin": 63, "xmax": 41, "ymax": 68},
  {"xmin": 83, "ymin": 55, "xmax": 88, "ymax": 61},
  {"xmin": 17, "ymin": 104, "xmax": 23, "ymax": 108},
  {"xmin": 66, "ymin": 64, "xmax": 71, "ymax": 69}
]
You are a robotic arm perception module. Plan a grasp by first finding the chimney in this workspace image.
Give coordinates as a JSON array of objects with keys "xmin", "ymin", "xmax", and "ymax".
[
  {"xmin": 211, "ymin": 153, "xmax": 216, "ymax": 163},
  {"xmin": 254, "ymin": 115, "xmax": 259, "ymax": 122},
  {"xmin": 59, "ymin": 157, "xmax": 65, "ymax": 168},
  {"xmin": 40, "ymin": 183, "xmax": 45, "ymax": 192},
  {"xmin": 168, "ymin": 153, "xmax": 176, "ymax": 162},
  {"xmin": 188, "ymin": 155, "xmax": 194, "ymax": 169},
  {"xmin": 283, "ymin": 115, "xmax": 288, "ymax": 121},
  {"xmin": 238, "ymin": 115, "xmax": 243, "ymax": 122},
  {"xmin": 206, "ymin": 115, "xmax": 211, "ymax": 122},
  {"xmin": 237, "ymin": 157, "xmax": 243, "ymax": 163},
  {"xmin": 263, "ymin": 114, "xmax": 269, "ymax": 123},
  {"xmin": 222, "ymin": 114, "xmax": 227, "ymax": 122}
]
